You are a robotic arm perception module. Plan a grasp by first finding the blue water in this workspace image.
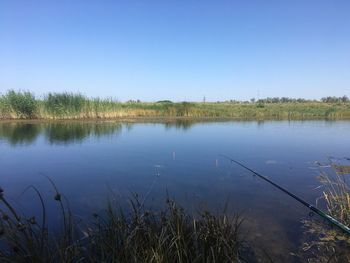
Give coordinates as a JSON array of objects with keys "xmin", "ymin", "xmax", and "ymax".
[{"xmin": 0, "ymin": 120, "xmax": 349, "ymax": 259}]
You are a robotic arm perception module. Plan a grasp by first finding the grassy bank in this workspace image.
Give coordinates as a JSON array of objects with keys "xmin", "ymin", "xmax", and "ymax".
[{"xmin": 1, "ymin": 90, "xmax": 350, "ymax": 120}]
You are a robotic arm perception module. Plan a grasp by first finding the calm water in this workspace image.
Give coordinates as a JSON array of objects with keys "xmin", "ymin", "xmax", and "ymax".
[{"xmin": 1, "ymin": 120, "xmax": 349, "ymax": 260}]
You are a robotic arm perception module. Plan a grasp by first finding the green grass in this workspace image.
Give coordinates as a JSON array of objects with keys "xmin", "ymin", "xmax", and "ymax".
[
  {"xmin": 44, "ymin": 92, "xmax": 87, "ymax": 117},
  {"xmin": 1, "ymin": 90, "xmax": 350, "ymax": 120},
  {"xmin": 0, "ymin": 185, "xmax": 253, "ymax": 262},
  {"xmin": 0, "ymin": 90, "xmax": 37, "ymax": 119},
  {"xmin": 301, "ymin": 159, "xmax": 350, "ymax": 262}
]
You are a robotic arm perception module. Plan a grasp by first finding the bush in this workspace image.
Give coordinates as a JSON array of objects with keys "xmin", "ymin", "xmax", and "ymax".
[{"xmin": 256, "ymin": 102, "xmax": 265, "ymax": 108}]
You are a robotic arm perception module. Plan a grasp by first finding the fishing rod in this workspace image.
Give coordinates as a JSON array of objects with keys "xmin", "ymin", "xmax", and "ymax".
[{"xmin": 220, "ymin": 154, "xmax": 350, "ymax": 236}]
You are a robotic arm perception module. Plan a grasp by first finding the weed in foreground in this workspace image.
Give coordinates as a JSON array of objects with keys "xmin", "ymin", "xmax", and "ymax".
[
  {"xmin": 301, "ymin": 158, "xmax": 350, "ymax": 262},
  {"xmin": 0, "ymin": 184, "xmax": 253, "ymax": 262}
]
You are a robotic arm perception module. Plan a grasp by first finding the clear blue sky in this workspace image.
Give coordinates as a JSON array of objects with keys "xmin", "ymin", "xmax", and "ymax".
[{"xmin": 0, "ymin": 0, "xmax": 349, "ymax": 101}]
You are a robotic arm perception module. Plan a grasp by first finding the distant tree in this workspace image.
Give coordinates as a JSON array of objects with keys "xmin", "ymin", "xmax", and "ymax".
[
  {"xmin": 320, "ymin": 96, "xmax": 350, "ymax": 103},
  {"xmin": 341, "ymin": 95, "xmax": 349, "ymax": 103},
  {"xmin": 256, "ymin": 100, "xmax": 265, "ymax": 108},
  {"xmin": 156, "ymin": 100, "xmax": 173, "ymax": 104}
]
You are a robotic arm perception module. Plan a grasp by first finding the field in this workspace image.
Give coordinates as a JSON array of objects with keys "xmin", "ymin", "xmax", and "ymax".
[{"xmin": 1, "ymin": 91, "xmax": 350, "ymax": 120}]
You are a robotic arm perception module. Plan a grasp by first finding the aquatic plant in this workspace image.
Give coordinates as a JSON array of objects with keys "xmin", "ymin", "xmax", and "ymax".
[
  {"xmin": 320, "ymin": 166, "xmax": 350, "ymax": 226},
  {"xmin": 0, "ymin": 185, "xmax": 252, "ymax": 262},
  {"xmin": 301, "ymin": 159, "xmax": 350, "ymax": 262}
]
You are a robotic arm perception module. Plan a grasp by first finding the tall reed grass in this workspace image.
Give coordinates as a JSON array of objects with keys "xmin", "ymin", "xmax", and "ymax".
[
  {"xmin": 0, "ymin": 90, "xmax": 37, "ymax": 119},
  {"xmin": 301, "ymin": 159, "xmax": 350, "ymax": 262},
  {"xmin": 44, "ymin": 92, "xmax": 87, "ymax": 117},
  {"xmin": 1, "ymin": 90, "xmax": 350, "ymax": 120},
  {"xmin": 0, "ymin": 184, "xmax": 253, "ymax": 262}
]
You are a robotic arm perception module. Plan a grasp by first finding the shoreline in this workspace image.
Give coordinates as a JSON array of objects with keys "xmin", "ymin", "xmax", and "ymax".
[{"xmin": 1, "ymin": 115, "xmax": 350, "ymax": 124}]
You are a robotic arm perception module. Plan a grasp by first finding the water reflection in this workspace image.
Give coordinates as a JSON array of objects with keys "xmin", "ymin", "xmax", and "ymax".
[
  {"xmin": 164, "ymin": 120, "xmax": 196, "ymax": 130},
  {"xmin": 0, "ymin": 120, "xmax": 347, "ymax": 147},
  {"xmin": 0, "ymin": 120, "xmax": 212, "ymax": 145},
  {"xmin": 1, "ymin": 120, "xmax": 350, "ymax": 261},
  {"xmin": 0, "ymin": 122, "xmax": 123, "ymax": 145},
  {"xmin": 0, "ymin": 123, "xmax": 40, "ymax": 145},
  {"xmin": 45, "ymin": 122, "xmax": 122, "ymax": 145}
]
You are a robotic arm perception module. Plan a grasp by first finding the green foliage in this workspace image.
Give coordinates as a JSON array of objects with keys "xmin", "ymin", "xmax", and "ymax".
[
  {"xmin": 156, "ymin": 100, "xmax": 173, "ymax": 104},
  {"xmin": 44, "ymin": 92, "xmax": 87, "ymax": 116},
  {"xmin": 175, "ymin": 102, "xmax": 195, "ymax": 116},
  {"xmin": 301, "ymin": 159, "xmax": 350, "ymax": 262},
  {"xmin": 0, "ymin": 95, "xmax": 10, "ymax": 117},
  {"xmin": 1, "ymin": 90, "xmax": 350, "ymax": 120},
  {"xmin": 256, "ymin": 102, "xmax": 265, "ymax": 108},
  {"xmin": 4, "ymin": 90, "xmax": 37, "ymax": 118},
  {"xmin": 0, "ymin": 186, "xmax": 251, "ymax": 262},
  {"xmin": 321, "ymin": 96, "xmax": 349, "ymax": 103}
]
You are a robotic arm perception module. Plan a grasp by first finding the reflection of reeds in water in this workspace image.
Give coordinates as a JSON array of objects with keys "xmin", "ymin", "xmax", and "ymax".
[
  {"xmin": 302, "ymin": 159, "xmax": 350, "ymax": 262},
  {"xmin": 0, "ymin": 185, "xmax": 251, "ymax": 262},
  {"xmin": 44, "ymin": 122, "xmax": 122, "ymax": 144},
  {"xmin": 0, "ymin": 122, "xmax": 123, "ymax": 145},
  {"xmin": 0, "ymin": 123, "xmax": 40, "ymax": 145},
  {"xmin": 164, "ymin": 119, "xmax": 197, "ymax": 130}
]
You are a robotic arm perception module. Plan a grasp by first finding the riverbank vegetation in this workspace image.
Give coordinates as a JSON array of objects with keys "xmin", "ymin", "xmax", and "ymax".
[
  {"xmin": 0, "ymin": 185, "xmax": 254, "ymax": 262},
  {"xmin": 1, "ymin": 90, "xmax": 350, "ymax": 120},
  {"xmin": 302, "ymin": 159, "xmax": 350, "ymax": 262},
  {"xmin": 0, "ymin": 164, "xmax": 349, "ymax": 262}
]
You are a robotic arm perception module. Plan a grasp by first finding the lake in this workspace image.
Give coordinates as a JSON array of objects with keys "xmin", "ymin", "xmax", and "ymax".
[{"xmin": 1, "ymin": 120, "xmax": 349, "ymax": 261}]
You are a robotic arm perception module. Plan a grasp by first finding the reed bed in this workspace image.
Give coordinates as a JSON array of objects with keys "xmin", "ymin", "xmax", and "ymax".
[
  {"xmin": 0, "ymin": 185, "xmax": 253, "ymax": 263},
  {"xmin": 1, "ymin": 90, "xmax": 350, "ymax": 120}
]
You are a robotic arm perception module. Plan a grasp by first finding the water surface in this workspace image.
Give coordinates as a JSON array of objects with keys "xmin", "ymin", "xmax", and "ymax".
[{"xmin": 1, "ymin": 120, "xmax": 349, "ymax": 260}]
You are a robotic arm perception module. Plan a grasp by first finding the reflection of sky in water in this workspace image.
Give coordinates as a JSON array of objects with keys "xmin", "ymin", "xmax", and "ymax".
[{"xmin": 0, "ymin": 120, "xmax": 350, "ymax": 260}]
